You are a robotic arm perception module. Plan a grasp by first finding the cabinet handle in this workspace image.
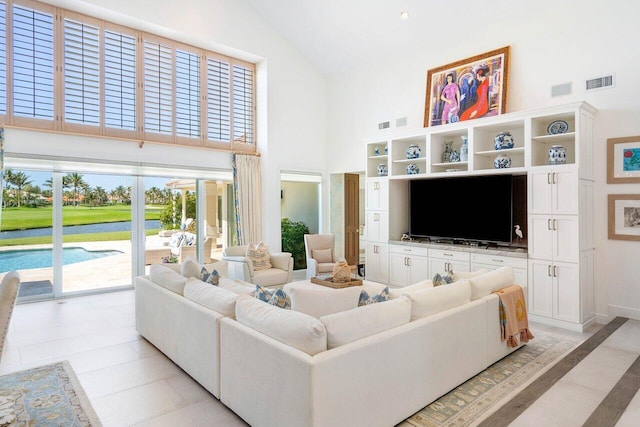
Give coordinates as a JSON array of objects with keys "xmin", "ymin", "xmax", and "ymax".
[
  {"xmin": 554, "ymin": 265, "xmax": 558, "ymax": 277},
  {"xmin": 548, "ymin": 219, "xmax": 552, "ymax": 230},
  {"xmin": 548, "ymin": 265, "xmax": 552, "ymax": 277},
  {"xmin": 553, "ymin": 219, "xmax": 558, "ymax": 230},
  {"xmin": 443, "ymin": 253, "xmax": 453, "ymax": 257},
  {"xmin": 407, "ymin": 257, "xmax": 411, "ymax": 267},
  {"xmin": 547, "ymin": 172, "xmax": 552, "ymax": 184},
  {"xmin": 446, "ymin": 262, "xmax": 451, "ymax": 271},
  {"xmin": 553, "ymin": 173, "xmax": 557, "ymax": 184},
  {"xmin": 491, "ymin": 259, "xmax": 504, "ymax": 263}
]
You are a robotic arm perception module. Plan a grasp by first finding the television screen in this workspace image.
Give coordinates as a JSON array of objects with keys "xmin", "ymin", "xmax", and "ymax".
[{"xmin": 409, "ymin": 175, "xmax": 514, "ymax": 244}]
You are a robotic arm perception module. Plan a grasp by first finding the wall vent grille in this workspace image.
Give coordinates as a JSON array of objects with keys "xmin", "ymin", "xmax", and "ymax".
[
  {"xmin": 378, "ymin": 121, "xmax": 390, "ymax": 130},
  {"xmin": 586, "ymin": 74, "xmax": 614, "ymax": 91},
  {"xmin": 551, "ymin": 82, "xmax": 572, "ymax": 97}
]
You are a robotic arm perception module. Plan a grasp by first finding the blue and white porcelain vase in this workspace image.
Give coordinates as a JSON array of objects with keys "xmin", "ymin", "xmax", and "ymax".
[
  {"xmin": 442, "ymin": 141, "xmax": 453, "ymax": 163},
  {"xmin": 406, "ymin": 144, "xmax": 421, "ymax": 159},
  {"xmin": 449, "ymin": 149, "xmax": 460, "ymax": 163},
  {"xmin": 384, "ymin": 145, "xmax": 388, "ymax": 155},
  {"xmin": 548, "ymin": 144, "xmax": 567, "ymax": 165},
  {"xmin": 494, "ymin": 132, "xmax": 515, "ymax": 150},
  {"xmin": 377, "ymin": 163, "xmax": 388, "ymax": 176},
  {"xmin": 406, "ymin": 163, "xmax": 419, "ymax": 175},
  {"xmin": 460, "ymin": 136, "xmax": 468, "ymax": 162},
  {"xmin": 494, "ymin": 154, "xmax": 511, "ymax": 169},
  {"xmin": 374, "ymin": 147, "xmax": 380, "ymax": 155}
]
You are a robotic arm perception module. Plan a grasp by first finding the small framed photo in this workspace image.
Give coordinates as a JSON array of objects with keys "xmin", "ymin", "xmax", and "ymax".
[
  {"xmin": 607, "ymin": 136, "xmax": 640, "ymax": 184},
  {"xmin": 423, "ymin": 46, "xmax": 510, "ymax": 127},
  {"xmin": 608, "ymin": 194, "xmax": 640, "ymax": 241}
]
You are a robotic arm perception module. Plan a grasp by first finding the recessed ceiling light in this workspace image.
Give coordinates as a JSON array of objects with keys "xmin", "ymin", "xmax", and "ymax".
[{"xmin": 400, "ymin": 11, "xmax": 409, "ymax": 20}]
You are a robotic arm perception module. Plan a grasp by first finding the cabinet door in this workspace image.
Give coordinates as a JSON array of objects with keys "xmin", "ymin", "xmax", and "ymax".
[
  {"xmin": 552, "ymin": 170, "xmax": 578, "ymax": 215},
  {"xmin": 366, "ymin": 179, "xmax": 389, "ymax": 210},
  {"xmin": 553, "ymin": 262, "xmax": 580, "ymax": 323},
  {"xmin": 365, "ymin": 211, "xmax": 389, "ymax": 242},
  {"xmin": 553, "ymin": 216, "xmax": 579, "ymax": 263},
  {"xmin": 528, "ymin": 215, "xmax": 554, "ymax": 260},
  {"xmin": 365, "ymin": 242, "xmax": 388, "ymax": 284},
  {"xmin": 407, "ymin": 255, "xmax": 429, "ymax": 285},
  {"xmin": 528, "ymin": 260, "xmax": 553, "ymax": 318},
  {"xmin": 529, "ymin": 170, "xmax": 553, "ymax": 214},
  {"xmin": 389, "ymin": 253, "xmax": 409, "ymax": 287}
]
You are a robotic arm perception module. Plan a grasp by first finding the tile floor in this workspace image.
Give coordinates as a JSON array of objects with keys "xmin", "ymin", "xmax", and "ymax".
[{"xmin": 1, "ymin": 283, "xmax": 639, "ymax": 426}]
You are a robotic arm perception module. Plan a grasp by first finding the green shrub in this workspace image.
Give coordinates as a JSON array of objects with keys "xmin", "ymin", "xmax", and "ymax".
[
  {"xmin": 159, "ymin": 192, "xmax": 196, "ymax": 229},
  {"xmin": 281, "ymin": 218, "xmax": 309, "ymax": 270}
]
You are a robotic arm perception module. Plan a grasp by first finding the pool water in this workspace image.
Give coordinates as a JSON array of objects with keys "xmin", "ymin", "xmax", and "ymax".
[{"xmin": 0, "ymin": 247, "xmax": 123, "ymax": 272}]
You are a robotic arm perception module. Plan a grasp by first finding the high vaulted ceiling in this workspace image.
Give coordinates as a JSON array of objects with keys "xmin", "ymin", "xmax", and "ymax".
[{"xmin": 243, "ymin": 0, "xmax": 509, "ymax": 76}]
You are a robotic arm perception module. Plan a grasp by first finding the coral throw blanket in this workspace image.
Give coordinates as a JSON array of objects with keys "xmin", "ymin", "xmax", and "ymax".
[{"xmin": 493, "ymin": 285, "xmax": 534, "ymax": 348}]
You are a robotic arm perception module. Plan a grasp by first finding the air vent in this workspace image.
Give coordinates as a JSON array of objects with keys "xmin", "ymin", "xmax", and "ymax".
[
  {"xmin": 551, "ymin": 82, "xmax": 572, "ymax": 97},
  {"xmin": 396, "ymin": 117, "xmax": 407, "ymax": 127},
  {"xmin": 378, "ymin": 121, "xmax": 390, "ymax": 130},
  {"xmin": 586, "ymin": 74, "xmax": 615, "ymax": 91}
]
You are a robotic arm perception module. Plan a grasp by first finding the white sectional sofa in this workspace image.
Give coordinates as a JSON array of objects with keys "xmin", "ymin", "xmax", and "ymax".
[{"xmin": 135, "ymin": 262, "xmax": 527, "ymax": 427}]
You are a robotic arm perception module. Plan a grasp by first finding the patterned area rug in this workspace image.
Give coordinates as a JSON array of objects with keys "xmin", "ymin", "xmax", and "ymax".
[
  {"xmin": 0, "ymin": 361, "xmax": 102, "ymax": 426},
  {"xmin": 405, "ymin": 333, "xmax": 580, "ymax": 427}
]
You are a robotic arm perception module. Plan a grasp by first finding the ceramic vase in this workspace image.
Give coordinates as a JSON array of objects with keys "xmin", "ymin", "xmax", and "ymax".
[
  {"xmin": 374, "ymin": 147, "xmax": 380, "ymax": 155},
  {"xmin": 406, "ymin": 163, "xmax": 419, "ymax": 175},
  {"xmin": 494, "ymin": 154, "xmax": 511, "ymax": 169},
  {"xmin": 377, "ymin": 163, "xmax": 388, "ymax": 176},
  {"xmin": 406, "ymin": 144, "xmax": 421, "ymax": 159},
  {"xmin": 494, "ymin": 131, "xmax": 515, "ymax": 150},
  {"xmin": 460, "ymin": 136, "xmax": 468, "ymax": 162},
  {"xmin": 442, "ymin": 141, "xmax": 453, "ymax": 163},
  {"xmin": 449, "ymin": 149, "xmax": 460, "ymax": 163},
  {"xmin": 548, "ymin": 144, "xmax": 567, "ymax": 165}
]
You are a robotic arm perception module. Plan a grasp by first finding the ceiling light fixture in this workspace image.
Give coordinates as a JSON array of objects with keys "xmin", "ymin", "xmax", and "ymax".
[{"xmin": 400, "ymin": 11, "xmax": 409, "ymax": 20}]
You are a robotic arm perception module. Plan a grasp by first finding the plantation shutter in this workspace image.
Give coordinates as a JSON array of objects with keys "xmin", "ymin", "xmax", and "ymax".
[
  {"xmin": 206, "ymin": 56, "xmax": 230, "ymax": 144},
  {"xmin": 0, "ymin": 1, "xmax": 6, "ymax": 119},
  {"xmin": 12, "ymin": 1, "xmax": 55, "ymax": 129},
  {"xmin": 104, "ymin": 26, "xmax": 137, "ymax": 137},
  {"xmin": 143, "ymin": 37, "xmax": 173, "ymax": 141},
  {"xmin": 63, "ymin": 16, "xmax": 100, "ymax": 131},
  {"xmin": 175, "ymin": 46, "xmax": 200, "ymax": 142},
  {"xmin": 232, "ymin": 63, "xmax": 254, "ymax": 145}
]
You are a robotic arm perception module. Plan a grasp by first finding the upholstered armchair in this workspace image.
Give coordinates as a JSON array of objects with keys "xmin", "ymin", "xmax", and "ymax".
[
  {"xmin": 222, "ymin": 245, "xmax": 293, "ymax": 287},
  {"xmin": 0, "ymin": 271, "xmax": 20, "ymax": 361},
  {"xmin": 304, "ymin": 234, "xmax": 345, "ymax": 279}
]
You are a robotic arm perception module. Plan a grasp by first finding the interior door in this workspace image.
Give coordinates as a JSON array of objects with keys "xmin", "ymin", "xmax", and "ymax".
[{"xmin": 344, "ymin": 173, "xmax": 359, "ymax": 265}]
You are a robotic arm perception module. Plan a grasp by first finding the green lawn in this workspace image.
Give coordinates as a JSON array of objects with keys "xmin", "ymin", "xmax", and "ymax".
[
  {"xmin": 1, "ymin": 229, "xmax": 160, "ymax": 247},
  {"xmin": 1, "ymin": 204, "xmax": 164, "ymax": 231}
]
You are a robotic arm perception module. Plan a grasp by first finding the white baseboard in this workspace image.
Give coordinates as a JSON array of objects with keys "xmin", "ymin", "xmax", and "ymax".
[{"xmin": 608, "ymin": 305, "xmax": 640, "ymax": 321}]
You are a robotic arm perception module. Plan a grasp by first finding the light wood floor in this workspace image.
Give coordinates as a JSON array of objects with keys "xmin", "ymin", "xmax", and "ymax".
[{"xmin": 1, "ymin": 286, "xmax": 639, "ymax": 426}]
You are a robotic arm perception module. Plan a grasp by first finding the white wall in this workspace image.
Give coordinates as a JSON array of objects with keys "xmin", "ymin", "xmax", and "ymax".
[
  {"xmin": 6, "ymin": 0, "xmax": 329, "ymax": 252},
  {"xmin": 325, "ymin": 0, "xmax": 640, "ymax": 322}
]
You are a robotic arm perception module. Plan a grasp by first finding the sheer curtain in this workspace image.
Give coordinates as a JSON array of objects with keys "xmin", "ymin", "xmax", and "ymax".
[
  {"xmin": 232, "ymin": 153, "xmax": 262, "ymax": 245},
  {"xmin": 0, "ymin": 127, "xmax": 4, "ymax": 226}
]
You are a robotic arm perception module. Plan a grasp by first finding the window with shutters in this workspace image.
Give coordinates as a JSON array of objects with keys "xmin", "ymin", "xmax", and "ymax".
[{"xmin": 0, "ymin": 0, "xmax": 256, "ymax": 151}]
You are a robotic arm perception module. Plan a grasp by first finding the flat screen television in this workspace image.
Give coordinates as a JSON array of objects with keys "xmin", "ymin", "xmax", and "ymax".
[{"xmin": 409, "ymin": 175, "xmax": 514, "ymax": 245}]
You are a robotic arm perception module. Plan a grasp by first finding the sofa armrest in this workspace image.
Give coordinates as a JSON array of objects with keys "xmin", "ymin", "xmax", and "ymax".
[
  {"xmin": 305, "ymin": 257, "xmax": 319, "ymax": 279},
  {"xmin": 269, "ymin": 252, "xmax": 292, "ymax": 271},
  {"xmin": 221, "ymin": 255, "xmax": 254, "ymax": 282}
]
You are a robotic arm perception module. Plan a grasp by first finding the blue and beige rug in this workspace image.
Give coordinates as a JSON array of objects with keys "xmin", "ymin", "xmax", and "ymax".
[
  {"xmin": 0, "ymin": 361, "xmax": 102, "ymax": 426},
  {"xmin": 406, "ymin": 333, "xmax": 580, "ymax": 427}
]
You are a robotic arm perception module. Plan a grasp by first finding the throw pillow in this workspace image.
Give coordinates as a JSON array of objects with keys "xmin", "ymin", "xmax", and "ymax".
[
  {"xmin": 286, "ymin": 285, "xmax": 362, "ymax": 318},
  {"xmin": 180, "ymin": 258, "xmax": 201, "ymax": 279},
  {"xmin": 312, "ymin": 248, "xmax": 333, "ymax": 263},
  {"xmin": 358, "ymin": 286, "xmax": 390, "ymax": 306},
  {"xmin": 254, "ymin": 284, "xmax": 291, "ymax": 309},
  {"xmin": 199, "ymin": 267, "xmax": 220, "ymax": 286},
  {"xmin": 246, "ymin": 242, "xmax": 272, "ymax": 271},
  {"xmin": 433, "ymin": 271, "xmax": 455, "ymax": 287}
]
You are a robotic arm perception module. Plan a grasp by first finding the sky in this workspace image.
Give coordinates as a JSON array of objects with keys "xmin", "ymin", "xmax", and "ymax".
[{"xmin": 9, "ymin": 170, "xmax": 171, "ymax": 192}]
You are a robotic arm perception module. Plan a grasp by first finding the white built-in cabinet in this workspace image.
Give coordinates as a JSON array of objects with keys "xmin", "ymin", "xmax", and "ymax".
[
  {"xmin": 363, "ymin": 101, "xmax": 596, "ymax": 331},
  {"xmin": 388, "ymin": 244, "xmax": 428, "ymax": 287}
]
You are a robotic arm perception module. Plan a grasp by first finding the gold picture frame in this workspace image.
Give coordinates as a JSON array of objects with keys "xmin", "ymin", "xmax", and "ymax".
[
  {"xmin": 424, "ymin": 46, "xmax": 510, "ymax": 127},
  {"xmin": 608, "ymin": 194, "xmax": 640, "ymax": 241},
  {"xmin": 607, "ymin": 136, "xmax": 640, "ymax": 184}
]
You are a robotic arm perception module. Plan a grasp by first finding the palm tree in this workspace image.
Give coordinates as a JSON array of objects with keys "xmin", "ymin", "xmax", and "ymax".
[
  {"xmin": 9, "ymin": 171, "xmax": 33, "ymax": 207},
  {"xmin": 94, "ymin": 186, "xmax": 108, "ymax": 205},
  {"xmin": 42, "ymin": 177, "xmax": 53, "ymax": 198},
  {"xmin": 113, "ymin": 185, "xmax": 128, "ymax": 204},
  {"xmin": 64, "ymin": 173, "xmax": 87, "ymax": 208}
]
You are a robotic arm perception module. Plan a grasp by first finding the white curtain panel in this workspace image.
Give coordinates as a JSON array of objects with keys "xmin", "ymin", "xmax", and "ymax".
[
  {"xmin": 233, "ymin": 153, "xmax": 262, "ymax": 245},
  {"xmin": 0, "ymin": 127, "xmax": 4, "ymax": 227}
]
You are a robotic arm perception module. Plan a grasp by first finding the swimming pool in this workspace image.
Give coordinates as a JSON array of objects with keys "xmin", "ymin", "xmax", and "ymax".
[{"xmin": 0, "ymin": 247, "xmax": 123, "ymax": 272}]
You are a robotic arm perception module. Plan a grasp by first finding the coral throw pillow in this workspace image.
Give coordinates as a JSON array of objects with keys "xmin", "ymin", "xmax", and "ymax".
[{"xmin": 246, "ymin": 242, "xmax": 272, "ymax": 271}]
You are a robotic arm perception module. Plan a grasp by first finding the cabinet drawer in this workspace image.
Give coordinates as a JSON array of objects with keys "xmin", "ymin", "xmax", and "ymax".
[
  {"xmin": 470, "ymin": 253, "xmax": 527, "ymax": 269},
  {"xmin": 428, "ymin": 249, "xmax": 470, "ymax": 262},
  {"xmin": 389, "ymin": 244, "xmax": 428, "ymax": 257}
]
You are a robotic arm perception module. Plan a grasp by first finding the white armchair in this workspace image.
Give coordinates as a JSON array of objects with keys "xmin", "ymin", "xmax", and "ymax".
[
  {"xmin": 0, "ymin": 271, "xmax": 20, "ymax": 361},
  {"xmin": 304, "ymin": 234, "xmax": 344, "ymax": 279},
  {"xmin": 222, "ymin": 246, "xmax": 293, "ymax": 287}
]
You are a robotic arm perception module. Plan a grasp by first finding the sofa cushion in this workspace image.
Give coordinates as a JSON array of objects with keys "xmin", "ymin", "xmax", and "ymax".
[
  {"xmin": 312, "ymin": 248, "xmax": 333, "ymax": 263},
  {"xmin": 219, "ymin": 278, "xmax": 255, "ymax": 295},
  {"xmin": 181, "ymin": 258, "xmax": 202, "ymax": 278},
  {"xmin": 235, "ymin": 295, "xmax": 327, "ymax": 355},
  {"xmin": 468, "ymin": 266, "xmax": 514, "ymax": 300},
  {"xmin": 183, "ymin": 277, "xmax": 238, "ymax": 317},
  {"xmin": 320, "ymin": 296, "xmax": 411, "ymax": 349},
  {"xmin": 406, "ymin": 279, "xmax": 471, "ymax": 321},
  {"xmin": 389, "ymin": 279, "xmax": 433, "ymax": 299},
  {"xmin": 358, "ymin": 286, "xmax": 390, "ymax": 306},
  {"xmin": 453, "ymin": 269, "xmax": 489, "ymax": 281},
  {"xmin": 246, "ymin": 242, "xmax": 272, "ymax": 271},
  {"xmin": 255, "ymin": 285, "xmax": 291, "ymax": 309},
  {"xmin": 149, "ymin": 264, "xmax": 188, "ymax": 295},
  {"xmin": 287, "ymin": 286, "xmax": 362, "ymax": 318}
]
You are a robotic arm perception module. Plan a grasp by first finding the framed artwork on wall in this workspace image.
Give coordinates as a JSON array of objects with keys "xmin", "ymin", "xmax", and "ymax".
[
  {"xmin": 607, "ymin": 136, "xmax": 640, "ymax": 183},
  {"xmin": 608, "ymin": 194, "xmax": 640, "ymax": 241},
  {"xmin": 423, "ymin": 46, "xmax": 510, "ymax": 128}
]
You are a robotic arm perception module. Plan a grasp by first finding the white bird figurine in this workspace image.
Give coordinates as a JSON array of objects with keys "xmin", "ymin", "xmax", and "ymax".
[{"xmin": 514, "ymin": 225, "xmax": 523, "ymax": 239}]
